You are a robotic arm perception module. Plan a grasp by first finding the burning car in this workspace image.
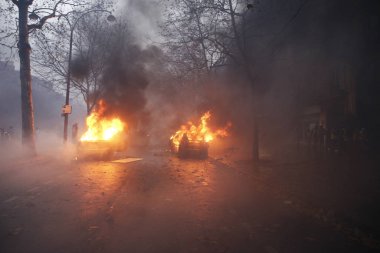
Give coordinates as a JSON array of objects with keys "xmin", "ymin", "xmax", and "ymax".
[
  {"xmin": 77, "ymin": 140, "xmax": 124, "ymax": 160},
  {"xmin": 170, "ymin": 112, "xmax": 229, "ymax": 159},
  {"xmin": 178, "ymin": 136, "xmax": 209, "ymax": 159},
  {"xmin": 77, "ymin": 100, "xmax": 127, "ymax": 160}
]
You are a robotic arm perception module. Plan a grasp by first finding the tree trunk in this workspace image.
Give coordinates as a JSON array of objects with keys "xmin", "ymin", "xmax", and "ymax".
[
  {"xmin": 18, "ymin": 1, "xmax": 36, "ymax": 154},
  {"xmin": 86, "ymin": 96, "xmax": 91, "ymax": 115},
  {"xmin": 86, "ymin": 80, "xmax": 91, "ymax": 115},
  {"xmin": 251, "ymin": 92, "xmax": 259, "ymax": 163},
  {"xmin": 227, "ymin": 0, "xmax": 259, "ymax": 163}
]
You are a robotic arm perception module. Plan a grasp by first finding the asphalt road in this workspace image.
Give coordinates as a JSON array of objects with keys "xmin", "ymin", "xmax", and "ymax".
[{"xmin": 0, "ymin": 150, "xmax": 377, "ymax": 253}]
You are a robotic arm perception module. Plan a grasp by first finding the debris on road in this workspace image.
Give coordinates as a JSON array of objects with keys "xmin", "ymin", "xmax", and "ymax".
[{"xmin": 111, "ymin": 158, "xmax": 143, "ymax": 164}]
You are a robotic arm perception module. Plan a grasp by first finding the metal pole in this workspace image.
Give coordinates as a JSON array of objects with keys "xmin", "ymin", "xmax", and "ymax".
[
  {"xmin": 62, "ymin": 10, "xmax": 114, "ymax": 142},
  {"xmin": 63, "ymin": 28, "xmax": 74, "ymax": 143}
]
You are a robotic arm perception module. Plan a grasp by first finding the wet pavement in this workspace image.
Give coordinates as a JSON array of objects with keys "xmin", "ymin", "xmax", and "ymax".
[{"xmin": 0, "ymin": 149, "xmax": 378, "ymax": 253}]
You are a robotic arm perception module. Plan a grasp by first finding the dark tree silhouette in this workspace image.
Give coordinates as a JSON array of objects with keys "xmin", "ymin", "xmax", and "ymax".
[{"xmin": 1, "ymin": 0, "xmax": 93, "ymax": 154}]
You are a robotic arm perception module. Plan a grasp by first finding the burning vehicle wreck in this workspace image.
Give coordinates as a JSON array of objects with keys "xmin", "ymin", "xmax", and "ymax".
[
  {"xmin": 76, "ymin": 100, "xmax": 127, "ymax": 160},
  {"xmin": 170, "ymin": 112, "xmax": 230, "ymax": 159},
  {"xmin": 171, "ymin": 133, "xmax": 209, "ymax": 159},
  {"xmin": 77, "ymin": 140, "xmax": 124, "ymax": 160}
]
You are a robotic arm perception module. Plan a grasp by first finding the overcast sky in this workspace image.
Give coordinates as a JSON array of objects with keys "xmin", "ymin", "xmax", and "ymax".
[
  {"xmin": 116, "ymin": 0, "xmax": 163, "ymax": 45},
  {"xmin": 0, "ymin": 0, "xmax": 164, "ymax": 64}
]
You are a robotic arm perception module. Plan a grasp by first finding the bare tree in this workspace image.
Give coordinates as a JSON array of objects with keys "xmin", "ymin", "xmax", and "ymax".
[
  {"xmin": 32, "ymin": 9, "xmax": 119, "ymax": 115},
  {"xmin": 161, "ymin": 0, "xmax": 259, "ymax": 159},
  {"xmin": 216, "ymin": 0, "xmax": 310, "ymax": 162},
  {"xmin": 161, "ymin": 0, "xmax": 230, "ymax": 83},
  {"xmin": 162, "ymin": 0, "xmax": 309, "ymax": 162},
  {"xmin": 0, "ymin": 0, "xmax": 92, "ymax": 154}
]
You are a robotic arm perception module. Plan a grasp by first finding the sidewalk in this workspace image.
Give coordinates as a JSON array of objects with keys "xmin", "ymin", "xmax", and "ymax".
[{"xmin": 214, "ymin": 147, "xmax": 380, "ymax": 249}]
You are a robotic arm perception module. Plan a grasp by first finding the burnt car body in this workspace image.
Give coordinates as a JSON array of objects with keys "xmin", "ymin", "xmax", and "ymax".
[
  {"xmin": 171, "ymin": 134, "xmax": 209, "ymax": 159},
  {"xmin": 77, "ymin": 140, "xmax": 125, "ymax": 160}
]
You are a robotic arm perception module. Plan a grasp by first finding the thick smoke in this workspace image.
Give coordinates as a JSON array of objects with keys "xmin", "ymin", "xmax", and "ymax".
[
  {"xmin": 119, "ymin": 0, "xmax": 162, "ymax": 44},
  {"xmin": 70, "ymin": 0, "xmax": 379, "ymax": 157},
  {"xmin": 68, "ymin": 14, "xmax": 166, "ymax": 134},
  {"xmin": 70, "ymin": 56, "xmax": 90, "ymax": 81},
  {"xmin": 100, "ymin": 44, "xmax": 153, "ymax": 128}
]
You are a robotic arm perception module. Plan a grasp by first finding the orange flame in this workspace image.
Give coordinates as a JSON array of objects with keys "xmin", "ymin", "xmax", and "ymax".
[
  {"xmin": 80, "ymin": 101, "xmax": 126, "ymax": 142},
  {"xmin": 170, "ymin": 111, "xmax": 230, "ymax": 149}
]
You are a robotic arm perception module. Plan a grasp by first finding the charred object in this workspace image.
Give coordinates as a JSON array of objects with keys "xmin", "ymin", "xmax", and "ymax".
[
  {"xmin": 171, "ymin": 133, "xmax": 209, "ymax": 159},
  {"xmin": 76, "ymin": 140, "xmax": 125, "ymax": 161}
]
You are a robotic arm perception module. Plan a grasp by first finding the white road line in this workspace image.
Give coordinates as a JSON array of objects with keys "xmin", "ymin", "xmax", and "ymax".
[{"xmin": 3, "ymin": 196, "xmax": 18, "ymax": 203}]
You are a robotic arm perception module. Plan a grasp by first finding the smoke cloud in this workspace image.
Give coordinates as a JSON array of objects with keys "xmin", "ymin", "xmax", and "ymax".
[{"xmin": 100, "ymin": 44, "xmax": 154, "ymax": 128}]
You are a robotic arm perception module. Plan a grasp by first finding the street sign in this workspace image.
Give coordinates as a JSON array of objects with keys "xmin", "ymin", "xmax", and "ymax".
[{"xmin": 62, "ymin": 105, "xmax": 72, "ymax": 114}]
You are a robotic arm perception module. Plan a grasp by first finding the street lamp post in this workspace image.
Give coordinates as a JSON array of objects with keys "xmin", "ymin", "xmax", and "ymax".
[{"xmin": 63, "ymin": 10, "xmax": 115, "ymax": 143}]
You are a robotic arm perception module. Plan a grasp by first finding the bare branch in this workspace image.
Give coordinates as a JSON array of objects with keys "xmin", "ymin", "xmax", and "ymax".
[
  {"xmin": 27, "ymin": 0, "xmax": 64, "ymax": 31},
  {"xmin": 11, "ymin": 0, "xmax": 19, "ymax": 7}
]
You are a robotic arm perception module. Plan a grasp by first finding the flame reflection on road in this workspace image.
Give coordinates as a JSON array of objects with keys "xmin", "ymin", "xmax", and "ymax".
[{"xmin": 77, "ymin": 162, "xmax": 125, "ymax": 219}]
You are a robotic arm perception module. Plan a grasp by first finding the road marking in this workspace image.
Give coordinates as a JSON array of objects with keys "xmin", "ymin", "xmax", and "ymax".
[
  {"xmin": 3, "ymin": 196, "xmax": 18, "ymax": 203},
  {"xmin": 27, "ymin": 186, "xmax": 40, "ymax": 192},
  {"xmin": 111, "ymin": 158, "xmax": 143, "ymax": 164},
  {"xmin": 44, "ymin": 180, "xmax": 54, "ymax": 185}
]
